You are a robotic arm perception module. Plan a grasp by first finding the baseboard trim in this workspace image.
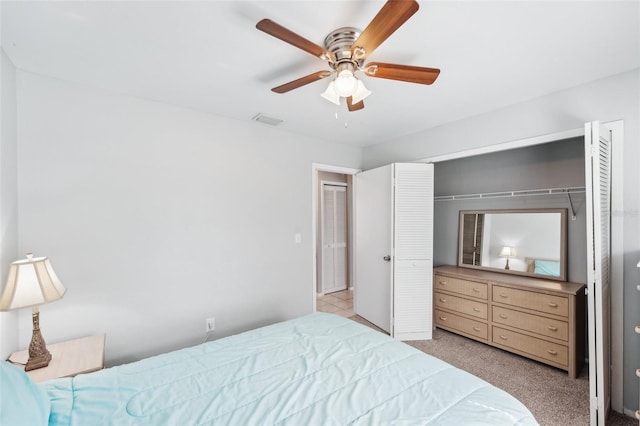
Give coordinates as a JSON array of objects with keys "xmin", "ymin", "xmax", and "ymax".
[{"xmin": 622, "ymin": 408, "xmax": 637, "ymax": 419}]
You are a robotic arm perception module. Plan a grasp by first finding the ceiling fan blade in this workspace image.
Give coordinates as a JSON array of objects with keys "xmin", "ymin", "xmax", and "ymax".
[
  {"xmin": 363, "ymin": 62, "xmax": 440, "ymax": 85},
  {"xmin": 257, "ymin": 19, "xmax": 335, "ymax": 62},
  {"xmin": 272, "ymin": 71, "xmax": 333, "ymax": 94},
  {"xmin": 351, "ymin": 0, "xmax": 419, "ymax": 59},
  {"xmin": 346, "ymin": 96, "xmax": 365, "ymax": 112}
]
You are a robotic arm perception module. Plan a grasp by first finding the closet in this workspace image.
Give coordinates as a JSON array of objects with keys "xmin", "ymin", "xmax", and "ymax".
[
  {"xmin": 320, "ymin": 182, "xmax": 348, "ymax": 294},
  {"xmin": 423, "ymin": 121, "xmax": 622, "ymax": 426}
]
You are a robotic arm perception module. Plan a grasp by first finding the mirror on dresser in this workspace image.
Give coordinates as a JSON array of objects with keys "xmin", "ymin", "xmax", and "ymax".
[{"xmin": 458, "ymin": 208, "xmax": 567, "ymax": 281}]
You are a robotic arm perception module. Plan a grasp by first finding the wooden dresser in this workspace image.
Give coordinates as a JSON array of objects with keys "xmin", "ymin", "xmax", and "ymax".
[{"xmin": 434, "ymin": 265, "xmax": 586, "ymax": 378}]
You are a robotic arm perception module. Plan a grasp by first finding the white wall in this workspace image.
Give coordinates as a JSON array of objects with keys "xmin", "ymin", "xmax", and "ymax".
[
  {"xmin": 16, "ymin": 71, "xmax": 362, "ymax": 365},
  {"xmin": 0, "ymin": 48, "xmax": 19, "ymax": 359},
  {"xmin": 483, "ymin": 213, "xmax": 560, "ymax": 272},
  {"xmin": 363, "ymin": 68, "xmax": 640, "ymax": 412}
]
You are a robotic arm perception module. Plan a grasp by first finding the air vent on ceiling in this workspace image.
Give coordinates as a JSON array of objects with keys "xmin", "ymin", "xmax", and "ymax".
[{"xmin": 252, "ymin": 113, "xmax": 283, "ymax": 126}]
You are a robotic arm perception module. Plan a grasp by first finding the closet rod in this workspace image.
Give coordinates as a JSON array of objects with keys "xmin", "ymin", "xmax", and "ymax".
[{"xmin": 434, "ymin": 186, "xmax": 586, "ymax": 202}]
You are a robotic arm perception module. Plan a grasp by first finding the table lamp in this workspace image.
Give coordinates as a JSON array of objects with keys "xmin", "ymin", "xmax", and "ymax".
[
  {"xmin": 499, "ymin": 246, "xmax": 515, "ymax": 270},
  {"xmin": 0, "ymin": 253, "xmax": 66, "ymax": 370}
]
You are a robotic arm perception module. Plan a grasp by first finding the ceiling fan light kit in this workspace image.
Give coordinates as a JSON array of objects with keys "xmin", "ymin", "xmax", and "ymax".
[
  {"xmin": 256, "ymin": 0, "xmax": 440, "ymax": 112},
  {"xmin": 334, "ymin": 69, "xmax": 359, "ymax": 97},
  {"xmin": 351, "ymin": 80, "xmax": 372, "ymax": 104},
  {"xmin": 321, "ymin": 81, "xmax": 340, "ymax": 105}
]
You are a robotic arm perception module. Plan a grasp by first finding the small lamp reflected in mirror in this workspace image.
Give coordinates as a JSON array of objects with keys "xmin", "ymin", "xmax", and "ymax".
[
  {"xmin": 499, "ymin": 246, "xmax": 515, "ymax": 270},
  {"xmin": 0, "ymin": 253, "xmax": 66, "ymax": 370}
]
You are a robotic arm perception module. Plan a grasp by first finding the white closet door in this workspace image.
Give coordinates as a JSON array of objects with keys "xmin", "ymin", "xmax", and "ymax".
[
  {"xmin": 333, "ymin": 187, "xmax": 348, "ymax": 289},
  {"xmin": 355, "ymin": 165, "xmax": 393, "ymax": 333},
  {"xmin": 321, "ymin": 184, "xmax": 348, "ymax": 294},
  {"xmin": 585, "ymin": 121, "xmax": 611, "ymax": 426},
  {"xmin": 393, "ymin": 163, "xmax": 434, "ymax": 341},
  {"xmin": 355, "ymin": 163, "xmax": 434, "ymax": 339}
]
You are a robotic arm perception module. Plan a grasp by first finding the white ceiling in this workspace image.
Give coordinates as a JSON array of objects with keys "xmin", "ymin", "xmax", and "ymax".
[{"xmin": 2, "ymin": 1, "xmax": 639, "ymax": 147}]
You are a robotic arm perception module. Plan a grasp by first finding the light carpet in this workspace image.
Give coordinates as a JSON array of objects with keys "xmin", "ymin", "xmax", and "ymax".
[{"xmin": 349, "ymin": 315, "xmax": 635, "ymax": 426}]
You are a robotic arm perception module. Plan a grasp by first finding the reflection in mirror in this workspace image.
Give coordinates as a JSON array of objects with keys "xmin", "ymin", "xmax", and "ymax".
[{"xmin": 458, "ymin": 209, "xmax": 567, "ymax": 281}]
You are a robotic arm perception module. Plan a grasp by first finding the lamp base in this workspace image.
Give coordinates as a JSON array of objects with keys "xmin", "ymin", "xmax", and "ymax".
[
  {"xmin": 504, "ymin": 258, "xmax": 510, "ymax": 270},
  {"xmin": 25, "ymin": 308, "xmax": 52, "ymax": 371},
  {"xmin": 25, "ymin": 350, "xmax": 52, "ymax": 371}
]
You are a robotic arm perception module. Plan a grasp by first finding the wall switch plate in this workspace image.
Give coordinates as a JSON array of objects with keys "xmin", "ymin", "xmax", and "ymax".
[
  {"xmin": 206, "ymin": 317, "xmax": 215, "ymax": 332},
  {"xmin": 295, "ymin": 233, "xmax": 302, "ymax": 243}
]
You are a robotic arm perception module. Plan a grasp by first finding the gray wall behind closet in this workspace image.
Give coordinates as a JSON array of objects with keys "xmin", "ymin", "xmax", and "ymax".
[{"xmin": 433, "ymin": 137, "xmax": 587, "ymax": 284}]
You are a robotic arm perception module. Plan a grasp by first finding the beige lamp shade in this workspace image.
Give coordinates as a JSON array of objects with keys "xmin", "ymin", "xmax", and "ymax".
[
  {"xmin": 499, "ymin": 246, "xmax": 515, "ymax": 258},
  {"xmin": 0, "ymin": 253, "xmax": 66, "ymax": 311}
]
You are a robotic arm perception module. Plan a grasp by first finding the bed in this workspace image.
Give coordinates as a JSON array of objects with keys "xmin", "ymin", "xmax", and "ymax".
[
  {"xmin": 525, "ymin": 257, "xmax": 561, "ymax": 276},
  {"xmin": 1, "ymin": 313, "xmax": 538, "ymax": 425}
]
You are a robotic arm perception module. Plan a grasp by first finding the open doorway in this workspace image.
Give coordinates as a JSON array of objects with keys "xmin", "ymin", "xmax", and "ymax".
[{"xmin": 311, "ymin": 164, "xmax": 359, "ymax": 317}]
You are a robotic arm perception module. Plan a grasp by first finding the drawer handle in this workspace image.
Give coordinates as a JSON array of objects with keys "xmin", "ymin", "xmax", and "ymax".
[
  {"xmin": 439, "ymin": 316, "xmax": 447, "ymax": 321},
  {"xmin": 472, "ymin": 288, "xmax": 481, "ymax": 293},
  {"xmin": 547, "ymin": 350, "xmax": 558, "ymax": 356},
  {"xmin": 499, "ymin": 314, "xmax": 508, "ymax": 319},
  {"xmin": 499, "ymin": 293, "xmax": 508, "ymax": 298},
  {"xmin": 548, "ymin": 302, "xmax": 558, "ymax": 308},
  {"xmin": 547, "ymin": 326, "xmax": 558, "ymax": 331},
  {"xmin": 439, "ymin": 281, "xmax": 447, "ymax": 286},
  {"xmin": 499, "ymin": 335, "xmax": 508, "ymax": 340},
  {"xmin": 439, "ymin": 298, "xmax": 447, "ymax": 303},
  {"xmin": 473, "ymin": 307, "xmax": 481, "ymax": 312},
  {"xmin": 473, "ymin": 327, "xmax": 481, "ymax": 332}
]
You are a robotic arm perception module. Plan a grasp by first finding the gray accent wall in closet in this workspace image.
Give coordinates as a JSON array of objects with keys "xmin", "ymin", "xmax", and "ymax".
[{"xmin": 433, "ymin": 137, "xmax": 586, "ymax": 284}]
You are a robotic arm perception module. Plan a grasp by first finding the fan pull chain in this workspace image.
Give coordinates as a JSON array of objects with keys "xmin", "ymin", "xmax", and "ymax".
[{"xmin": 332, "ymin": 101, "xmax": 347, "ymax": 128}]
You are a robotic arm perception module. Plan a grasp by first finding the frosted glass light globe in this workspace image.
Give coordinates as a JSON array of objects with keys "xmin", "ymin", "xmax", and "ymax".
[{"xmin": 333, "ymin": 70, "xmax": 358, "ymax": 97}]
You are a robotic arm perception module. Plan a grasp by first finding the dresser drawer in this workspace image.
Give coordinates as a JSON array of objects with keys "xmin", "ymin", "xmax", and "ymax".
[
  {"xmin": 492, "ymin": 306, "xmax": 568, "ymax": 341},
  {"xmin": 435, "ymin": 291, "xmax": 487, "ymax": 319},
  {"xmin": 493, "ymin": 326, "xmax": 568, "ymax": 367},
  {"xmin": 435, "ymin": 309, "xmax": 488, "ymax": 340},
  {"xmin": 434, "ymin": 275, "xmax": 487, "ymax": 300},
  {"xmin": 492, "ymin": 285, "xmax": 568, "ymax": 317}
]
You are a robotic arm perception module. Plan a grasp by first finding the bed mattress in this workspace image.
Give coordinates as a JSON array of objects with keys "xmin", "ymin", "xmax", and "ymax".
[{"xmin": 42, "ymin": 313, "xmax": 538, "ymax": 425}]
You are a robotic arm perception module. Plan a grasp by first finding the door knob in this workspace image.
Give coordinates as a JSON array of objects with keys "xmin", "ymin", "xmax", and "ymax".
[{"xmin": 383, "ymin": 255, "xmax": 391, "ymax": 261}]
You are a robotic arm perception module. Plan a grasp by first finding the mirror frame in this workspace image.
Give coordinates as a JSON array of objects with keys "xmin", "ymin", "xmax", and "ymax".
[{"xmin": 457, "ymin": 208, "xmax": 568, "ymax": 281}]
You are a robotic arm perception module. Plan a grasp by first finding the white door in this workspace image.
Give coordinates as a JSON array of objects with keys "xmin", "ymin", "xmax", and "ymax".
[
  {"xmin": 355, "ymin": 165, "xmax": 393, "ymax": 333},
  {"xmin": 393, "ymin": 163, "xmax": 434, "ymax": 341},
  {"xmin": 585, "ymin": 121, "xmax": 611, "ymax": 425},
  {"xmin": 355, "ymin": 163, "xmax": 434, "ymax": 339},
  {"xmin": 321, "ymin": 183, "xmax": 348, "ymax": 294}
]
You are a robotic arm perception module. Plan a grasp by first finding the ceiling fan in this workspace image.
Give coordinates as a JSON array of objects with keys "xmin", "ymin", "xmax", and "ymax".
[{"xmin": 256, "ymin": 0, "xmax": 440, "ymax": 112}]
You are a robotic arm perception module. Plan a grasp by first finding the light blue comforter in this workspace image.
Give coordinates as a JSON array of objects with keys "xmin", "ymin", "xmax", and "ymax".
[{"xmin": 42, "ymin": 313, "xmax": 538, "ymax": 425}]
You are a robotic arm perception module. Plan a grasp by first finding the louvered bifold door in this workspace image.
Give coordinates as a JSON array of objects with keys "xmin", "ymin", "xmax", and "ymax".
[
  {"xmin": 333, "ymin": 186, "xmax": 348, "ymax": 291},
  {"xmin": 392, "ymin": 163, "xmax": 434, "ymax": 341},
  {"xmin": 585, "ymin": 121, "xmax": 612, "ymax": 426},
  {"xmin": 321, "ymin": 185, "xmax": 348, "ymax": 293},
  {"xmin": 636, "ymin": 261, "xmax": 640, "ymax": 424}
]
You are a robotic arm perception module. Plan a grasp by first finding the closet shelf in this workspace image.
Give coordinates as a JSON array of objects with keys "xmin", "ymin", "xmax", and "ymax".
[{"xmin": 434, "ymin": 186, "xmax": 585, "ymax": 201}]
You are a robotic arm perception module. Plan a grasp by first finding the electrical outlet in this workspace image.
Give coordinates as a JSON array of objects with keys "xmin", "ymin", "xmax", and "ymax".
[{"xmin": 206, "ymin": 317, "xmax": 215, "ymax": 332}]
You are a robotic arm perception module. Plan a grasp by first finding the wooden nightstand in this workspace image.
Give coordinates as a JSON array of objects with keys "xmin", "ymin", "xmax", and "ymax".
[{"xmin": 8, "ymin": 334, "xmax": 105, "ymax": 383}]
